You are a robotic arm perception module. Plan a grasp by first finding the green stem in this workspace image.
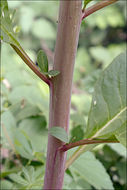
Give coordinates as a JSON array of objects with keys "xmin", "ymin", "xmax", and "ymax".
[{"xmin": 82, "ymin": 0, "xmax": 118, "ymax": 20}]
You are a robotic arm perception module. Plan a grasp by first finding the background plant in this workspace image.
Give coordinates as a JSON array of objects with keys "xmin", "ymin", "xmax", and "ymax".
[{"xmin": 1, "ymin": 0, "xmax": 126, "ymax": 189}]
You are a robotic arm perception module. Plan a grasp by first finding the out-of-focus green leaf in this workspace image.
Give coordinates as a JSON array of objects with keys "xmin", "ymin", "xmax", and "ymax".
[
  {"xmin": 10, "ymin": 101, "xmax": 41, "ymax": 122},
  {"xmin": 22, "ymin": 166, "xmax": 35, "ymax": 183},
  {"xmin": 63, "ymin": 172, "xmax": 91, "ymax": 189},
  {"xmin": 116, "ymin": 161, "xmax": 126, "ymax": 184},
  {"xmin": 1, "ymin": 110, "xmax": 34, "ymax": 159},
  {"xmin": 71, "ymin": 93, "xmax": 92, "ymax": 116},
  {"xmin": 19, "ymin": 6, "xmax": 34, "ymax": 33},
  {"xmin": 37, "ymin": 50, "xmax": 48, "ymax": 73},
  {"xmin": 49, "ymin": 127, "xmax": 69, "ymax": 143},
  {"xmin": 70, "ymin": 125, "xmax": 84, "ymax": 142},
  {"xmin": 0, "ymin": 180, "xmax": 13, "ymax": 190},
  {"xmin": 85, "ymin": 53, "xmax": 126, "ymax": 146},
  {"xmin": 70, "ymin": 151, "xmax": 114, "ymax": 189},
  {"xmin": 8, "ymin": 85, "xmax": 47, "ymax": 109},
  {"xmin": 19, "ymin": 116, "xmax": 47, "ymax": 152},
  {"xmin": 31, "ymin": 19, "xmax": 56, "ymax": 39},
  {"xmin": 71, "ymin": 113, "xmax": 86, "ymax": 126},
  {"xmin": 9, "ymin": 173, "xmax": 28, "ymax": 185},
  {"xmin": 109, "ymin": 143, "xmax": 127, "ymax": 158},
  {"xmin": 74, "ymin": 48, "xmax": 93, "ymax": 81},
  {"xmin": 87, "ymin": 6, "xmax": 125, "ymax": 29},
  {"xmin": 8, "ymin": 166, "xmax": 44, "ymax": 189},
  {"xmin": 1, "ymin": 168, "xmax": 21, "ymax": 178}
]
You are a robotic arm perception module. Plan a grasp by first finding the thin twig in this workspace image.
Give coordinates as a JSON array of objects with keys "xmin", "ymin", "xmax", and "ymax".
[
  {"xmin": 82, "ymin": 0, "xmax": 118, "ymax": 20},
  {"xmin": 59, "ymin": 138, "xmax": 119, "ymax": 152},
  {"xmin": 11, "ymin": 44, "xmax": 51, "ymax": 86}
]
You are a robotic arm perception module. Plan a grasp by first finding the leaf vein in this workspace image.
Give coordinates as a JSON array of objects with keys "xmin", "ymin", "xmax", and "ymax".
[{"xmin": 93, "ymin": 106, "xmax": 127, "ymax": 138}]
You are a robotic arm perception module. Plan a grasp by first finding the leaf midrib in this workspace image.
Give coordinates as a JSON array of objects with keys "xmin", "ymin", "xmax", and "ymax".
[{"xmin": 93, "ymin": 106, "xmax": 127, "ymax": 138}]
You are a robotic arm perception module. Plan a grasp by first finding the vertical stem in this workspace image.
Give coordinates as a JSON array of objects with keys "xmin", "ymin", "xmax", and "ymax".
[{"xmin": 44, "ymin": 1, "xmax": 82, "ymax": 189}]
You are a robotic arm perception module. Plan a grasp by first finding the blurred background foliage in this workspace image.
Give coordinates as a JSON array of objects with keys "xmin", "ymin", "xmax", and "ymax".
[{"xmin": 1, "ymin": 0, "xmax": 126, "ymax": 189}]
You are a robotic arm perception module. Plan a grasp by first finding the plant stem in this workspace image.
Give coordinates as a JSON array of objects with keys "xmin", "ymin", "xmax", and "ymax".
[
  {"xmin": 82, "ymin": 0, "xmax": 118, "ymax": 20},
  {"xmin": 11, "ymin": 44, "xmax": 51, "ymax": 86},
  {"xmin": 59, "ymin": 139, "xmax": 119, "ymax": 152},
  {"xmin": 43, "ymin": 1, "xmax": 82, "ymax": 189}
]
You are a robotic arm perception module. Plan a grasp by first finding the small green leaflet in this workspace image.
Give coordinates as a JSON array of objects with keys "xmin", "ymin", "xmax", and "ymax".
[
  {"xmin": 37, "ymin": 50, "xmax": 60, "ymax": 77},
  {"xmin": 37, "ymin": 50, "xmax": 49, "ymax": 73},
  {"xmin": 46, "ymin": 70, "xmax": 60, "ymax": 77},
  {"xmin": 49, "ymin": 127, "xmax": 69, "ymax": 143}
]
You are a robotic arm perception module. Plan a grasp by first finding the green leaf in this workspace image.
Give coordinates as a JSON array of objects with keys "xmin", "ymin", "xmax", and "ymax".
[
  {"xmin": 49, "ymin": 127, "xmax": 69, "ymax": 143},
  {"xmin": 70, "ymin": 151, "xmax": 114, "ymax": 189},
  {"xmin": 70, "ymin": 125, "xmax": 84, "ymax": 142},
  {"xmin": 109, "ymin": 143, "xmax": 127, "ymax": 158},
  {"xmin": 19, "ymin": 116, "xmax": 47, "ymax": 152},
  {"xmin": 115, "ymin": 122, "xmax": 126, "ymax": 147},
  {"xmin": 10, "ymin": 101, "xmax": 41, "ymax": 122},
  {"xmin": 83, "ymin": 0, "xmax": 93, "ymax": 9},
  {"xmin": 1, "ymin": 110, "xmax": 34, "ymax": 159},
  {"xmin": 85, "ymin": 53, "xmax": 126, "ymax": 146},
  {"xmin": 0, "ymin": 0, "xmax": 20, "ymax": 48},
  {"xmin": 46, "ymin": 70, "xmax": 60, "ymax": 77},
  {"xmin": 8, "ymin": 166, "xmax": 44, "ymax": 189},
  {"xmin": 9, "ymin": 173, "xmax": 28, "ymax": 186},
  {"xmin": 22, "ymin": 166, "xmax": 35, "ymax": 183},
  {"xmin": 31, "ymin": 19, "xmax": 56, "ymax": 39},
  {"xmin": 37, "ymin": 50, "xmax": 48, "ymax": 73},
  {"xmin": 0, "ymin": 180, "xmax": 13, "ymax": 190}
]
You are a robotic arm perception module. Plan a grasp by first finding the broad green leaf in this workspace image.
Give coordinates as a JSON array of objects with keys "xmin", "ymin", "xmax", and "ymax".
[
  {"xmin": 70, "ymin": 151, "xmax": 114, "ymax": 189},
  {"xmin": 115, "ymin": 122, "xmax": 126, "ymax": 147},
  {"xmin": 46, "ymin": 70, "xmax": 60, "ymax": 77},
  {"xmin": 63, "ymin": 173, "xmax": 91, "ymax": 189},
  {"xmin": 67, "ymin": 53, "xmax": 126, "ymax": 167},
  {"xmin": 85, "ymin": 53, "xmax": 126, "ymax": 145},
  {"xmin": 37, "ymin": 50, "xmax": 48, "ymax": 73},
  {"xmin": 49, "ymin": 127, "xmax": 69, "ymax": 143}
]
